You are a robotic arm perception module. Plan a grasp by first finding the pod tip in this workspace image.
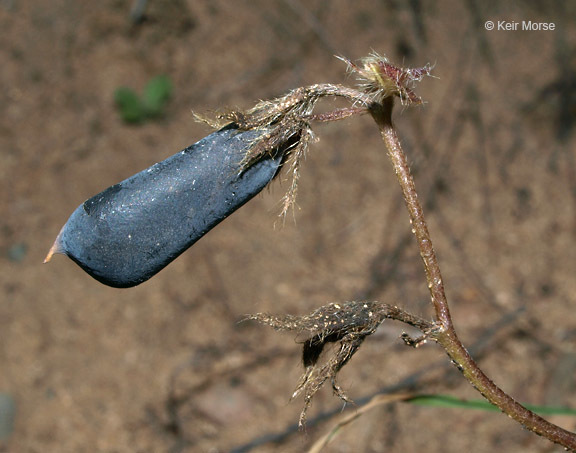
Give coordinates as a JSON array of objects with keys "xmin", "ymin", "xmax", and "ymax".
[{"xmin": 44, "ymin": 232, "xmax": 64, "ymax": 263}]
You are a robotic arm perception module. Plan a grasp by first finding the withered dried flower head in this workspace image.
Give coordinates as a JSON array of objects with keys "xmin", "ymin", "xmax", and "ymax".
[{"xmin": 338, "ymin": 52, "xmax": 433, "ymax": 105}]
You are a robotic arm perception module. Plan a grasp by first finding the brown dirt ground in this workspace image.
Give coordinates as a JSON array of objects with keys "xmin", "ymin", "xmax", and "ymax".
[{"xmin": 1, "ymin": 1, "xmax": 576, "ymax": 452}]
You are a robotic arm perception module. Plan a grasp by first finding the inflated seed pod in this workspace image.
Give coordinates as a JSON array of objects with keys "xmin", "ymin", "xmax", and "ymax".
[{"xmin": 45, "ymin": 124, "xmax": 294, "ymax": 288}]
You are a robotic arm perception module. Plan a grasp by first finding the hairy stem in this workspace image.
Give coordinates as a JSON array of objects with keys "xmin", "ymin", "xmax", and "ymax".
[{"xmin": 370, "ymin": 98, "xmax": 576, "ymax": 450}]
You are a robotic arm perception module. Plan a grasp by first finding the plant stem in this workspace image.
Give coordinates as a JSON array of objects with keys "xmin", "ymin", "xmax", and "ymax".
[{"xmin": 370, "ymin": 98, "xmax": 576, "ymax": 450}]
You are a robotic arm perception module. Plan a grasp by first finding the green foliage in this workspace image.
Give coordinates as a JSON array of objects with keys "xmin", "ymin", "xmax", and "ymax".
[
  {"xmin": 410, "ymin": 394, "xmax": 576, "ymax": 416},
  {"xmin": 114, "ymin": 87, "xmax": 144, "ymax": 124},
  {"xmin": 143, "ymin": 75, "xmax": 172, "ymax": 114},
  {"xmin": 114, "ymin": 75, "xmax": 172, "ymax": 124}
]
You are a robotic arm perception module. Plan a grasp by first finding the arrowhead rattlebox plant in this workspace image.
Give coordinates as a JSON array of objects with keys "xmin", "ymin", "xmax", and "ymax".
[{"xmin": 46, "ymin": 53, "xmax": 576, "ymax": 450}]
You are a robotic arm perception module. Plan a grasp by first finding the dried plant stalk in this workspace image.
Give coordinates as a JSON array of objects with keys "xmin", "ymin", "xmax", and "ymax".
[{"xmin": 246, "ymin": 53, "xmax": 576, "ymax": 450}]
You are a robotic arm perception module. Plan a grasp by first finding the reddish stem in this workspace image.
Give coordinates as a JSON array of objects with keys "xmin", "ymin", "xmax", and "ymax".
[{"xmin": 370, "ymin": 98, "xmax": 576, "ymax": 450}]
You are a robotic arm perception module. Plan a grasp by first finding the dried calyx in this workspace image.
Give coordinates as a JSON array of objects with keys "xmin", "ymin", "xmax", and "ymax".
[
  {"xmin": 197, "ymin": 53, "xmax": 432, "ymax": 216},
  {"xmin": 248, "ymin": 301, "xmax": 435, "ymax": 426},
  {"xmin": 219, "ymin": 84, "xmax": 372, "ymax": 216}
]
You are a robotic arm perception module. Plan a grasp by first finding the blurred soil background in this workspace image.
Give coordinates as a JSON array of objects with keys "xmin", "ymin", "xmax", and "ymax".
[{"xmin": 1, "ymin": 0, "xmax": 576, "ymax": 452}]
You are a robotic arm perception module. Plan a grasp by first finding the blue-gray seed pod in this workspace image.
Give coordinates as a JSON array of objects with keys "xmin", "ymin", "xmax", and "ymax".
[{"xmin": 45, "ymin": 124, "xmax": 296, "ymax": 287}]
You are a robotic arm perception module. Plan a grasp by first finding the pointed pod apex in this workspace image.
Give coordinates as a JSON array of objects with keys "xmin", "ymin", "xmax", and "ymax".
[{"xmin": 44, "ymin": 230, "xmax": 65, "ymax": 263}]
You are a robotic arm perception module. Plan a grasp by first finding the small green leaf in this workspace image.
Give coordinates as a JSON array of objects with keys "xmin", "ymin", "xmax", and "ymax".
[
  {"xmin": 143, "ymin": 75, "xmax": 172, "ymax": 114},
  {"xmin": 114, "ymin": 87, "xmax": 146, "ymax": 123},
  {"xmin": 409, "ymin": 394, "xmax": 576, "ymax": 416}
]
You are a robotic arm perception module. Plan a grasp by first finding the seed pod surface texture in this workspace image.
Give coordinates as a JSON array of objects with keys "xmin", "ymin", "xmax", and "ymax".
[{"xmin": 46, "ymin": 125, "xmax": 288, "ymax": 287}]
